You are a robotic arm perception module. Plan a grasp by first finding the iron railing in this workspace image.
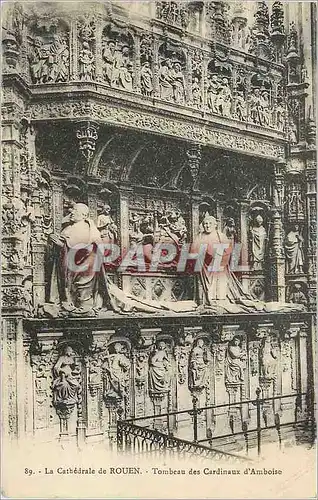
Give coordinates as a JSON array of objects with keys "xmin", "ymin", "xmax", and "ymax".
[{"xmin": 117, "ymin": 388, "xmax": 315, "ymax": 459}]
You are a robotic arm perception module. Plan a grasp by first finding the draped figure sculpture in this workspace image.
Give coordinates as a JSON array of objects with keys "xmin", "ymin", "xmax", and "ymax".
[
  {"xmin": 249, "ymin": 214, "xmax": 267, "ymax": 271},
  {"xmin": 148, "ymin": 341, "xmax": 172, "ymax": 395},
  {"xmin": 47, "ymin": 203, "xmax": 103, "ymax": 316},
  {"xmin": 224, "ymin": 336, "xmax": 246, "ymax": 385},
  {"xmin": 103, "ymin": 342, "xmax": 130, "ymax": 401},
  {"xmin": 193, "ymin": 213, "xmax": 305, "ymax": 314},
  {"xmin": 42, "ymin": 203, "xmax": 306, "ymax": 318},
  {"xmin": 52, "ymin": 345, "xmax": 82, "ymax": 413},
  {"xmin": 284, "ymin": 225, "xmax": 304, "ymax": 274},
  {"xmin": 188, "ymin": 338, "xmax": 211, "ymax": 392}
]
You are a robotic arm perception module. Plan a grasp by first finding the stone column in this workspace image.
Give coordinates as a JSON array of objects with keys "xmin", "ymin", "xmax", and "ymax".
[{"xmin": 118, "ymin": 184, "xmax": 133, "ymax": 293}]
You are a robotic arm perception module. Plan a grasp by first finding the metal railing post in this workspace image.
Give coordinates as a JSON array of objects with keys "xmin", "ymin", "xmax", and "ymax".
[
  {"xmin": 192, "ymin": 394, "xmax": 199, "ymax": 443},
  {"xmin": 256, "ymin": 387, "xmax": 262, "ymax": 457}
]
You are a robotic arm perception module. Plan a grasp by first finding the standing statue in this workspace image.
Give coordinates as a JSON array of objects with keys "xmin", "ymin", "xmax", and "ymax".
[
  {"xmin": 188, "ymin": 338, "xmax": 211, "ymax": 391},
  {"xmin": 79, "ymin": 42, "xmax": 94, "ymax": 81},
  {"xmin": 217, "ymin": 77, "xmax": 232, "ymax": 117},
  {"xmin": 148, "ymin": 341, "xmax": 172, "ymax": 395},
  {"xmin": 102, "ymin": 40, "xmax": 116, "ymax": 85},
  {"xmin": 103, "ymin": 342, "xmax": 131, "ymax": 400},
  {"xmin": 207, "ymin": 74, "xmax": 219, "ymax": 113},
  {"xmin": 260, "ymin": 337, "xmax": 278, "ymax": 380},
  {"xmin": 97, "ymin": 204, "xmax": 118, "ymax": 242},
  {"xmin": 249, "ymin": 214, "xmax": 267, "ymax": 271},
  {"xmin": 47, "ymin": 203, "xmax": 102, "ymax": 314},
  {"xmin": 140, "ymin": 61, "xmax": 153, "ymax": 96},
  {"xmin": 159, "ymin": 58, "xmax": 174, "ymax": 101},
  {"xmin": 235, "ymin": 90, "xmax": 247, "ymax": 121},
  {"xmin": 116, "ymin": 45, "xmax": 133, "ymax": 91},
  {"xmin": 284, "ymin": 225, "xmax": 304, "ymax": 274},
  {"xmin": 260, "ymin": 90, "xmax": 271, "ymax": 127},
  {"xmin": 52, "ymin": 345, "xmax": 82, "ymax": 411},
  {"xmin": 192, "ymin": 77, "xmax": 202, "ymax": 108},
  {"xmin": 250, "ymin": 87, "xmax": 262, "ymax": 124},
  {"xmin": 224, "ymin": 336, "xmax": 246, "ymax": 385},
  {"xmin": 172, "ymin": 62, "xmax": 185, "ymax": 104}
]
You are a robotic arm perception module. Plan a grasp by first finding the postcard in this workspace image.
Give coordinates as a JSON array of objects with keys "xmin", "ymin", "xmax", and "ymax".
[{"xmin": 1, "ymin": 1, "xmax": 316, "ymax": 498}]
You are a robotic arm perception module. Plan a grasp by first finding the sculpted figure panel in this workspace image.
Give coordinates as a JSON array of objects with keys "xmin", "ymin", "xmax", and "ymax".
[
  {"xmin": 188, "ymin": 338, "xmax": 211, "ymax": 392},
  {"xmin": 249, "ymin": 214, "xmax": 267, "ymax": 271},
  {"xmin": 224, "ymin": 336, "xmax": 246, "ymax": 385},
  {"xmin": 103, "ymin": 342, "xmax": 131, "ymax": 401},
  {"xmin": 52, "ymin": 345, "xmax": 82, "ymax": 416},
  {"xmin": 284, "ymin": 225, "xmax": 304, "ymax": 274},
  {"xmin": 148, "ymin": 340, "xmax": 173, "ymax": 395}
]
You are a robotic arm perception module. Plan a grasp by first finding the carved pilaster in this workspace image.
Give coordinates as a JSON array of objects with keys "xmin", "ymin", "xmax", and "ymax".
[
  {"xmin": 133, "ymin": 32, "xmax": 141, "ymax": 94},
  {"xmin": 70, "ymin": 19, "xmax": 79, "ymax": 81},
  {"xmin": 269, "ymin": 161, "xmax": 285, "ymax": 302},
  {"xmin": 305, "ymin": 164, "xmax": 317, "ymax": 310},
  {"xmin": 152, "ymin": 36, "xmax": 160, "ymax": 98}
]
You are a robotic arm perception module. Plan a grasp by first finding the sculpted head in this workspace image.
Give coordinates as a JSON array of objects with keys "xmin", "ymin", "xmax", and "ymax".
[
  {"xmin": 202, "ymin": 214, "xmax": 217, "ymax": 234},
  {"xmin": 158, "ymin": 340, "xmax": 166, "ymax": 350},
  {"xmin": 63, "ymin": 346, "xmax": 76, "ymax": 357},
  {"xmin": 113, "ymin": 342, "xmax": 123, "ymax": 353},
  {"xmin": 255, "ymin": 214, "xmax": 264, "ymax": 227},
  {"xmin": 69, "ymin": 203, "xmax": 89, "ymax": 222}
]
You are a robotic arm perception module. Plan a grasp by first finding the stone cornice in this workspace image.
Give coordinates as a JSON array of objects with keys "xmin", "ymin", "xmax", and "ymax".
[{"xmin": 28, "ymin": 86, "xmax": 286, "ymax": 160}]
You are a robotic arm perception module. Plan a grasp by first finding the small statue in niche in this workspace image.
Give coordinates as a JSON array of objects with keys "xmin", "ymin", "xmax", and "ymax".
[
  {"xmin": 103, "ymin": 342, "xmax": 130, "ymax": 401},
  {"xmin": 159, "ymin": 58, "xmax": 174, "ymax": 101},
  {"xmin": 260, "ymin": 90, "xmax": 271, "ymax": 127},
  {"xmin": 234, "ymin": 90, "xmax": 247, "ymax": 121},
  {"xmin": 224, "ymin": 336, "xmax": 246, "ymax": 385},
  {"xmin": 192, "ymin": 76, "xmax": 202, "ymax": 108},
  {"xmin": 260, "ymin": 337, "xmax": 278, "ymax": 380},
  {"xmin": 79, "ymin": 41, "xmax": 94, "ymax": 81},
  {"xmin": 207, "ymin": 74, "xmax": 220, "ymax": 113},
  {"xmin": 148, "ymin": 340, "xmax": 173, "ymax": 395},
  {"xmin": 216, "ymin": 77, "xmax": 232, "ymax": 117},
  {"xmin": 19, "ymin": 191, "xmax": 35, "ymax": 266},
  {"xmin": 287, "ymin": 184, "xmax": 305, "ymax": 219},
  {"xmin": 115, "ymin": 45, "xmax": 133, "ymax": 91},
  {"xmin": 249, "ymin": 214, "xmax": 267, "ymax": 271},
  {"xmin": 102, "ymin": 39, "xmax": 117, "ymax": 86},
  {"xmin": 52, "ymin": 345, "xmax": 82, "ymax": 410},
  {"xmin": 288, "ymin": 282, "xmax": 307, "ymax": 306},
  {"xmin": 250, "ymin": 87, "xmax": 262, "ymax": 124},
  {"xmin": 223, "ymin": 217, "xmax": 237, "ymax": 243},
  {"xmin": 276, "ymin": 101, "xmax": 285, "ymax": 131},
  {"xmin": 29, "ymin": 37, "xmax": 45, "ymax": 83},
  {"xmin": 172, "ymin": 61, "xmax": 186, "ymax": 104},
  {"xmin": 140, "ymin": 61, "xmax": 153, "ymax": 96},
  {"xmin": 284, "ymin": 225, "xmax": 304, "ymax": 274},
  {"xmin": 97, "ymin": 204, "xmax": 118, "ymax": 242},
  {"xmin": 288, "ymin": 118, "xmax": 298, "ymax": 145},
  {"xmin": 188, "ymin": 338, "xmax": 211, "ymax": 392}
]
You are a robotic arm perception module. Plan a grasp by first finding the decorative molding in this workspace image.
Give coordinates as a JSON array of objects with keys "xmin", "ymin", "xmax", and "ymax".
[{"xmin": 29, "ymin": 100, "xmax": 285, "ymax": 160}]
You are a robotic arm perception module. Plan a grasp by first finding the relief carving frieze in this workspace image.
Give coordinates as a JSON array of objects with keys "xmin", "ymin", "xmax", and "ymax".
[{"xmin": 29, "ymin": 100, "xmax": 285, "ymax": 160}]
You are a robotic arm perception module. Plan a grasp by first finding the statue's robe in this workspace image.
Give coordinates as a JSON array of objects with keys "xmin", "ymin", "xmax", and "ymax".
[{"xmin": 49, "ymin": 219, "xmax": 102, "ymax": 310}]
